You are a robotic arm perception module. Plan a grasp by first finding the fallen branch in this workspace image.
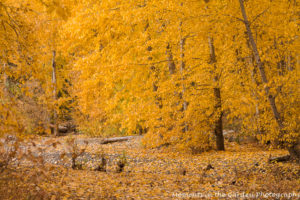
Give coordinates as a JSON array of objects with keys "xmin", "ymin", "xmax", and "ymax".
[
  {"xmin": 74, "ymin": 136, "xmax": 141, "ymax": 145},
  {"xmin": 268, "ymin": 155, "xmax": 290, "ymax": 163},
  {"xmin": 100, "ymin": 136, "xmax": 137, "ymax": 144}
]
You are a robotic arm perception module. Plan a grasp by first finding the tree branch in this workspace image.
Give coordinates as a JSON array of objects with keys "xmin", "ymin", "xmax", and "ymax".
[
  {"xmin": 222, "ymin": 14, "xmax": 244, "ymax": 23},
  {"xmin": 250, "ymin": 7, "xmax": 269, "ymax": 25},
  {"xmin": 250, "ymin": 7, "xmax": 270, "ymax": 25}
]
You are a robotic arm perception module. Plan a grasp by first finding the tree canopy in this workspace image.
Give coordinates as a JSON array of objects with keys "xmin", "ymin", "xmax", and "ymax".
[{"xmin": 0, "ymin": 0, "xmax": 299, "ymax": 156}]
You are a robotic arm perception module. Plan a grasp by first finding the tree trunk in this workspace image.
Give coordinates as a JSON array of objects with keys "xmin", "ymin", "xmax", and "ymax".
[
  {"xmin": 239, "ymin": 0, "xmax": 283, "ymax": 129},
  {"xmin": 239, "ymin": 0, "xmax": 299, "ymax": 160},
  {"xmin": 51, "ymin": 50, "xmax": 58, "ymax": 136},
  {"xmin": 208, "ymin": 37, "xmax": 225, "ymax": 151},
  {"xmin": 179, "ymin": 26, "xmax": 188, "ymax": 133},
  {"xmin": 166, "ymin": 43, "xmax": 176, "ymax": 75},
  {"xmin": 214, "ymin": 87, "xmax": 225, "ymax": 150}
]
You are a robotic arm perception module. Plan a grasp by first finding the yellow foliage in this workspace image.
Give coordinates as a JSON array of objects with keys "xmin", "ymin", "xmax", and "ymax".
[{"xmin": 0, "ymin": 0, "xmax": 298, "ymax": 150}]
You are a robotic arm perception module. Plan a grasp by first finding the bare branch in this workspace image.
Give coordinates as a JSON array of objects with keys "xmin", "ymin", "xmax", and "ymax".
[
  {"xmin": 222, "ymin": 14, "xmax": 244, "ymax": 23},
  {"xmin": 250, "ymin": 7, "xmax": 270, "ymax": 25}
]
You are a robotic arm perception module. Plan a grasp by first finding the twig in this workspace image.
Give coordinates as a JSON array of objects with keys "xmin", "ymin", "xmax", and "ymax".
[{"xmin": 250, "ymin": 7, "xmax": 270, "ymax": 25}]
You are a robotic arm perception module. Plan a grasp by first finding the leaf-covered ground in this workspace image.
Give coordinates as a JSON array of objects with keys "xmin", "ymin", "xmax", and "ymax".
[{"xmin": 1, "ymin": 135, "xmax": 299, "ymax": 199}]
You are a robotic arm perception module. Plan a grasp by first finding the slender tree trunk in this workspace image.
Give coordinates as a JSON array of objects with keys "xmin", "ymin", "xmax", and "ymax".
[
  {"xmin": 179, "ymin": 23, "xmax": 188, "ymax": 133},
  {"xmin": 208, "ymin": 37, "xmax": 225, "ymax": 151},
  {"xmin": 147, "ymin": 45, "xmax": 161, "ymax": 108},
  {"xmin": 145, "ymin": 23, "xmax": 164, "ymax": 142},
  {"xmin": 166, "ymin": 43, "xmax": 176, "ymax": 75},
  {"xmin": 287, "ymin": 52, "xmax": 292, "ymax": 71},
  {"xmin": 239, "ymin": 0, "xmax": 283, "ymax": 129},
  {"xmin": 51, "ymin": 50, "xmax": 58, "ymax": 136},
  {"xmin": 239, "ymin": 0, "xmax": 299, "ymax": 160}
]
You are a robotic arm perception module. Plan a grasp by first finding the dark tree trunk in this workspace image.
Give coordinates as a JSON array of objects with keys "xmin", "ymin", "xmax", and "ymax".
[
  {"xmin": 208, "ymin": 37, "xmax": 225, "ymax": 151},
  {"xmin": 214, "ymin": 87, "xmax": 225, "ymax": 150}
]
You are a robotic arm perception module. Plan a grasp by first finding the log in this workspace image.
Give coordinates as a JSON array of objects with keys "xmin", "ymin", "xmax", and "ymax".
[
  {"xmin": 100, "ymin": 136, "xmax": 136, "ymax": 144},
  {"xmin": 268, "ymin": 155, "xmax": 290, "ymax": 163}
]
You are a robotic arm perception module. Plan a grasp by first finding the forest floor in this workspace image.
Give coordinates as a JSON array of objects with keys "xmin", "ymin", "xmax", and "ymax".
[{"xmin": 0, "ymin": 134, "xmax": 299, "ymax": 199}]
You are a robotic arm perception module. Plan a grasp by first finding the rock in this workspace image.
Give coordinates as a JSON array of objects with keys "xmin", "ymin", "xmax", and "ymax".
[
  {"xmin": 204, "ymin": 164, "xmax": 214, "ymax": 171},
  {"xmin": 58, "ymin": 125, "xmax": 68, "ymax": 133}
]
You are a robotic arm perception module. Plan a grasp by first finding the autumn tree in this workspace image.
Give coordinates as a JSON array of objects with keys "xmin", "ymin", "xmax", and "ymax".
[
  {"xmin": 236, "ymin": 0, "xmax": 299, "ymax": 159},
  {"xmin": 0, "ymin": 0, "xmax": 73, "ymax": 136},
  {"xmin": 2, "ymin": 0, "xmax": 298, "ymax": 158},
  {"xmin": 0, "ymin": 0, "xmax": 42, "ymax": 135}
]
